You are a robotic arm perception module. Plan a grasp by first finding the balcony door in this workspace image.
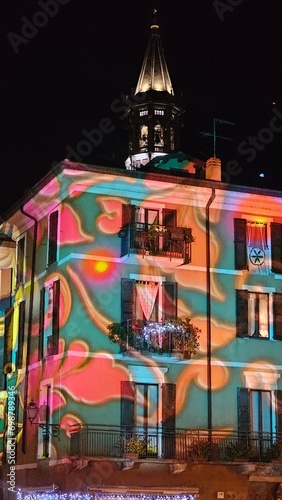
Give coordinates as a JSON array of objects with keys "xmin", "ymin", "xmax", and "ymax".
[
  {"xmin": 121, "ymin": 381, "xmax": 176, "ymax": 458},
  {"xmin": 135, "ymin": 383, "xmax": 159, "ymax": 431}
]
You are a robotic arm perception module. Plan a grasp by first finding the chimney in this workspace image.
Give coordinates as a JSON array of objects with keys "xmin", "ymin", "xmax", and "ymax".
[{"xmin": 205, "ymin": 157, "xmax": 221, "ymax": 181}]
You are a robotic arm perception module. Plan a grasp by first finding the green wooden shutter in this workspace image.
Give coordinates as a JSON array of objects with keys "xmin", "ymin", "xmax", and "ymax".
[
  {"xmin": 122, "ymin": 204, "xmax": 135, "ymax": 225},
  {"xmin": 17, "ymin": 301, "xmax": 25, "ymax": 368},
  {"xmin": 234, "ymin": 218, "xmax": 248, "ymax": 270},
  {"xmin": 163, "ymin": 209, "xmax": 177, "ymax": 227},
  {"xmin": 52, "ymin": 280, "xmax": 60, "ymax": 355},
  {"xmin": 237, "ymin": 388, "xmax": 250, "ymax": 436},
  {"xmin": 121, "ymin": 279, "xmax": 135, "ymax": 322},
  {"xmin": 162, "ymin": 383, "xmax": 176, "ymax": 458},
  {"xmin": 121, "ymin": 381, "xmax": 135, "ymax": 428},
  {"xmin": 163, "ymin": 282, "xmax": 177, "ymax": 320},
  {"xmin": 236, "ymin": 289, "xmax": 248, "ymax": 338},
  {"xmin": 273, "ymin": 293, "xmax": 282, "ymax": 341},
  {"xmin": 275, "ymin": 390, "xmax": 282, "ymax": 436},
  {"xmin": 16, "ymin": 237, "xmax": 25, "ymax": 285},
  {"xmin": 38, "ymin": 287, "xmax": 45, "ymax": 360},
  {"xmin": 48, "ymin": 210, "xmax": 58, "ymax": 266},
  {"xmin": 271, "ymin": 223, "xmax": 282, "ymax": 274},
  {"xmin": 3, "ymin": 308, "xmax": 14, "ymax": 374}
]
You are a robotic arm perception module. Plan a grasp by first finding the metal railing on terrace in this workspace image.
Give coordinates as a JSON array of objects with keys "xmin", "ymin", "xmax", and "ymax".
[
  {"xmin": 119, "ymin": 223, "xmax": 193, "ymax": 261},
  {"xmin": 69, "ymin": 424, "xmax": 282, "ymax": 463}
]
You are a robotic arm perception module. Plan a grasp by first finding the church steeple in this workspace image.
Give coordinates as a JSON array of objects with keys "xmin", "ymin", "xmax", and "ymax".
[
  {"xmin": 125, "ymin": 11, "xmax": 183, "ymax": 170},
  {"xmin": 135, "ymin": 12, "xmax": 174, "ymax": 95}
]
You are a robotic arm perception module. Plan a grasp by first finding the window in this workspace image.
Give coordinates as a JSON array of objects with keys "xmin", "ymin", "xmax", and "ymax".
[
  {"xmin": 139, "ymin": 125, "xmax": 148, "ymax": 148},
  {"xmin": 0, "ymin": 268, "xmax": 12, "ymax": 311},
  {"xmin": 16, "ymin": 300, "xmax": 25, "ymax": 368},
  {"xmin": 140, "ymin": 110, "xmax": 148, "ymax": 116},
  {"xmin": 121, "ymin": 279, "xmax": 177, "ymax": 323},
  {"xmin": 170, "ymin": 127, "xmax": 175, "ymax": 150},
  {"xmin": 251, "ymin": 390, "xmax": 272, "ymax": 436},
  {"xmin": 119, "ymin": 205, "xmax": 192, "ymax": 262},
  {"xmin": 121, "ymin": 381, "xmax": 176, "ymax": 459},
  {"xmin": 16, "ymin": 236, "xmax": 25, "ymax": 284},
  {"xmin": 2, "ymin": 301, "xmax": 25, "ymax": 374},
  {"xmin": 154, "ymin": 123, "xmax": 164, "ymax": 148},
  {"xmin": 154, "ymin": 109, "xmax": 164, "ymax": 115},
  {"xmin": 271, "ymin": 222, "xmax": 282, "ymax": 273},
  {"xmin": 38, "ymin": 280, "xmax": 60, "ymax": 359},
  {"xmin": 236, "ymin": 290, "xmax": 282, "ymax": 340},
  {"xmin": 38, "ymin": 383, "xmax": 53, "ymax": 458},
  {"xmin": 47, "ymin": 211, "xmax": 58, "ymax": 266},
  {"xmin": 238, "ymin": 388, "xmax": 279, "ymax": 446},
  {"xmin": 237, "ymin": 386, "xmax": 282, "ymax": 458},
  {"xmin": 3, "ymin": 307, "xmax": 14, "ymax": 374},
  {"xmin": 234, "ymin": 218, "xmax": 268, "ymax": 271}
]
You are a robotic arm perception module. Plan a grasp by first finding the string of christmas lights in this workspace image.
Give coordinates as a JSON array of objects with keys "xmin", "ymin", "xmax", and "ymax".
[{"xmin": 16, "ymin": 491, "xmax": 198, "ymax": 500}]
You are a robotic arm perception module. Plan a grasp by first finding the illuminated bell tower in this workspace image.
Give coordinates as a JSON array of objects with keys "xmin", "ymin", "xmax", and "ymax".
[{"xmin": 125, "ymin": 11, "xmax": 183, "ymax": 170}]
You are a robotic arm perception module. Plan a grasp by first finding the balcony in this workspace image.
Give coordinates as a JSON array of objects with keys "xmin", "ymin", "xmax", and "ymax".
[
  {"xmin": 119, "ymin": 223, "xmax": 193, "ymax": 262},
  {"xmin": 69, "ymin": 424, "xmax": 282, "ymax": 463},
  {"xmin": 107, "ymin": 319, "xmax": 200, "ymax": 358}
]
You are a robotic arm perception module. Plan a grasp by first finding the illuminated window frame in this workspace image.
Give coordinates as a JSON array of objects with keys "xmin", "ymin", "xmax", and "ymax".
[{"xmin": 240, "ymin": 285, "xmax": 275, "ymax": 340}]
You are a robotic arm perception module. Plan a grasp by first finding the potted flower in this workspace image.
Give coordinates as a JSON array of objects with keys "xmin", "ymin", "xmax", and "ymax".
[
  {"xmin": 168, "ymin": 227, "xmax": 194, "ymax": 242},
  {"xmin": 265, "ymin": 441, "xmax": 282, "ymax": 462},
  {"xmin": 225, "ymin": 440, "xmax": 256, "ymax": 461},
  {"xmin": 189, "ymin": 440, "xmax": 220, "ymax": 461},
  {"xmin": 107, "ymin": 321, "xmax": 144, "ymax": 351},
  {"xmin": 124, "ymin": 435, "xmax": 147, "ymax": 459},
  {"xmin": 166, "ymin": 318, "xmax": 201, "ymax": 357}
]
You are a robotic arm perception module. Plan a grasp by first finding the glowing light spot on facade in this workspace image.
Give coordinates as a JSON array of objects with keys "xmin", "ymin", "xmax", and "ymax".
[
  {"xmin": 95, "ymin": 261, "xmax": 108, "ymax": 273},
  {"xmin": 82, "ymin": 249, "xmax": 118, "ymax": 283}
]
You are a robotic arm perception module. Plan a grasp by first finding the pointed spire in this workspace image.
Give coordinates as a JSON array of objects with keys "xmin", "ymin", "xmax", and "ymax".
[{"xmin": 135, "ymin": 10, "xmax": 174, "ymax": 95}]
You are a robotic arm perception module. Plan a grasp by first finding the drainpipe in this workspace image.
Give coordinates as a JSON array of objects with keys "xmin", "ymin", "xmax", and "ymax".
[
  {"xmin": 206, "ymin": 188, "xmax": 216, "ymax": 438},
  {"xmin": 20, "ymin": 206, "xmax": 38, "ymax": 454}
]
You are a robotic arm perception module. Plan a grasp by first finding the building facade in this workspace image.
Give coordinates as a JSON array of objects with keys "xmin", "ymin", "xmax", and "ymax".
[{"xmin": 1, "ymin": 15, "xmax": 282, "ymax": 500}]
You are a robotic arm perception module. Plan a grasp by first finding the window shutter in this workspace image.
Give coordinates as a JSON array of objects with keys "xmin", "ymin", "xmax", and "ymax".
[
  {"xmin": 52, "ymin": 280, "xmax": 60, "ymax": 355},
  {"xmin": 275, "ymin": 390, "xmax": 282, "ymax": 435},
  {"xmin": 163, "ymin": 209, "xmax": 177, "ymax": 227},
  {"xmin": 48, "ymin": 211, "xmax": 58, "ymax": 266},
  {"xmin": 17, "ymin": 301, "xmax": 25, "ymax": 368},
  {"xmin": 273, "ymin": 293, "xmax": 282, "ymax": 341},
  {"xmin": 163, "ymin": 282, "xmax": 177, "ymax": 320},
  {"xmin": 16, "ymin": 237, "xmax": 25, "ymax": 285},
  {"xmin": 162, "ymin": 383, "xmax": 176, "ymax": 459},
  {"xmin": 38, "ymin": 288, "xmax": 45, "ymax": 360},
  {"xmin": 3, "ymin": 308, "xmax": 14, "ymax": 374},
  {"xmin": 237, "ymin": 388, "xmax": 250, "ymax": 435},
  {"xmin": 236, "ymin": 289, "xmax": 248, "ymax": 338},
  {"xmin": 122, "ymin": 204, "xmax": 135, "ymax": 226},
  {"xmin": 271, "ymin": 223, "xmax": 282, "ymax": 274},
  {"xmin": 121, "ymin": 279, "xmax": 135, "ymax": 322},
  {"xmin": 234, "ymin": 218, "xmax": 248, "ymax": 270},
  {"xmin": 120, "ymin": 381, "xmax": 135, "ymax": 428}
]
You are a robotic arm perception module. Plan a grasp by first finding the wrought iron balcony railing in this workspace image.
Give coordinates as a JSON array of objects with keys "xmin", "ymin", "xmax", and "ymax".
[
  {"xmin": 118, "ymin": 223, "xmax": 193, "ymax": 262},
  {"xmin": 69, "ymin": 424, "xmax": 282, "ymax": 463},
  {"xmin": 107, "ymin": 320, "xmax": 199, "ymax": 358}
]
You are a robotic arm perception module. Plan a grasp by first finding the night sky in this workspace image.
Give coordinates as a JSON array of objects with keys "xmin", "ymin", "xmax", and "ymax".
[{"xmin": 1, "ymin": 0, "xmax": 282, "ymax": 216}]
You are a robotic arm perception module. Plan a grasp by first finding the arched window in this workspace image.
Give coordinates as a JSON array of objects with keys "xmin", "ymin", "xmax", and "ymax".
[
  {"xmin": 170, "ymin": 127, "xmax": 175, "ymax": 150},
  {"xmin": 139, "ymin": 125, "xmax": 148, "ymax": 148},
  {"xmin": 154, "ymin": 123, "xmax": 164, "ymax": 148}
]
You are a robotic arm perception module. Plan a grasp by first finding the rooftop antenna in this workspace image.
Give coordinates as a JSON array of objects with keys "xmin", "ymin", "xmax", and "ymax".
[{"xmin": 200, "ymin": 118, "xmax": 235, "ymax": 157}]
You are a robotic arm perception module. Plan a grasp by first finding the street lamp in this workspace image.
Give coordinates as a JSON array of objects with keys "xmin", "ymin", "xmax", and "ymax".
[{"xmin": 27, "ymin": 400, "xmax": 60, "ymax": 440}]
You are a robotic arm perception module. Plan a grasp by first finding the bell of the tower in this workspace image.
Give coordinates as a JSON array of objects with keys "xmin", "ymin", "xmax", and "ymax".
[{"xmin": 125, "ymin": 15, "xmax": 183, "ymax": 170}]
